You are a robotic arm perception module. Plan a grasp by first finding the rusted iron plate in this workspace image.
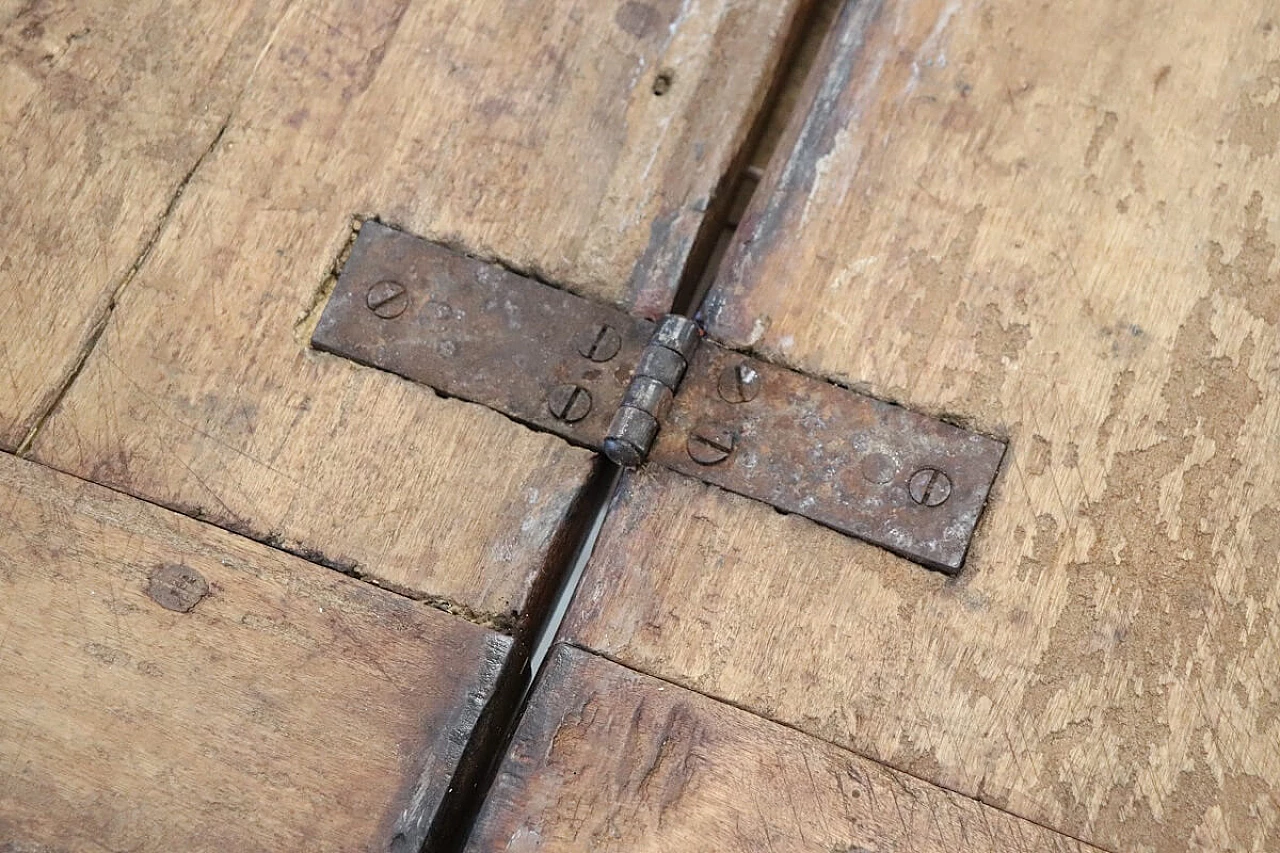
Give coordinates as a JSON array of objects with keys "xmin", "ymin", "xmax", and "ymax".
[
  {"xmin": 650, "ymin": 341, "xmax": 1006, "ymax": 573},
  {"xmin": 312, "ymin": 222, "xmax": 650, "ymax": 450},
  {"xmin": 314, "ymin": 222, "xmax": 1003, "ymax": 571}
]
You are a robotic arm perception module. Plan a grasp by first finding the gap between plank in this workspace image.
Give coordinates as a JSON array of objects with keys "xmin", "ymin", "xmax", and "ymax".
[
  {"xmin": 562, "ymin": 643, "xmax": 1122, "ymax": 853},
  {"xmin": 526, "ymin": 468, "xmax": 621, "ymax": 680},
  {"xmin": 435, "ymin": 4, "xmax": 842, "ymax": 850},
  {"xmin": 16, "ymin": 115, "xmax": 232, "ymax": 457},
  {"xmin": 9, "ymin": 1, "xmax": 840, "ymax": 847},
  {"xmin": 14, "ymin": 0, "xmax": 297, "ymax": 457},
  {"xmin": 664, "ymin": 0, "xmax": 831, "ymax": 317},
  {"xmin": 427, "ymin": 466, "xmax": 621, "ymax": 852}
]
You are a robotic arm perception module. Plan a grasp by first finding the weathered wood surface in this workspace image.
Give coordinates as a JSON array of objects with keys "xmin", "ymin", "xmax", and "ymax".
[
  {"xmin": 467, "ymin": 644, "xmax": 1101, "ymax": 853},
  {"xmin": 568, "ymin": 1, "xmax": 1280, "ymax": 851},
  {"xmin": 26, "ymin": 0, "xmax": 810, "ymax": 622},
  {"xmin": 0, "ymin": 450, "xmax": 511, "ymax": 851},
  {"xmin": 0, "ymin": 0, "xmax": 292, "ymax": 450},
  {"xmin": 746, "ymin": 0, "xmax": 844, "ymax": 176}
]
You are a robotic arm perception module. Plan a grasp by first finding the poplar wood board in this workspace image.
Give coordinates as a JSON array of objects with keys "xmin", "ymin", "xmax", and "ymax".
[
  {"xmin": 0, "ymin": 0, "xmax": 291, "ymax": 449},
  {"xmin": 0, "ymin": 450, "xmax": 510, "ymax": 852},
  {"xmin": 568, "ymin": 1, "xmax": 1280, "ymax": 850},
  {"xmin": 26, "ymin": 0, "xmax": 808, "ymax": 622},
  {"xmin": 467, "ymin": 644, "xmax": 1101, "ymax": 853}
]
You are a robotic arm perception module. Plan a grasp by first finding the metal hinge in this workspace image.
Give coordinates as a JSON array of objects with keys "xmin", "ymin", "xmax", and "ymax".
[{"xmin": 312, "ymin": 222, "xmax": 1005, "ymax": 573}]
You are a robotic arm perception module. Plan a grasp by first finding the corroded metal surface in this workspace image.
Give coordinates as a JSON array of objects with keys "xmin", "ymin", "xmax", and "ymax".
[
  {"xmin": 313, "ymin": 222, "xmax": 650, "ymax": 449},
  {"xmin": 314, "ymin": 223, "xmax": 1004, "ymax": 573},
  {"xmin": 650, "ymin": 341, "xmax": 1006, "ymax": 573}
]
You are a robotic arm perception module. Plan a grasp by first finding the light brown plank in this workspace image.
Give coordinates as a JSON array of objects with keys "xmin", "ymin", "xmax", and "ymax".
[
  {"xmin": 0, "ymin": 0, "xmax": 292, "ymax": 450},
  {"xmin": 0, "ymin": 450, "xmax": 511, "ymax": 851},
  {"xmin": 27, "ymin": 0, "xmax": 810, "ymax": 623},
  {"xmin": 467, "ymin": 644, "xmax": 1101, "ymax": 853},
  {"xmin": 567, "ymin": 2, "xmax": 1280, "ymax": 851}
]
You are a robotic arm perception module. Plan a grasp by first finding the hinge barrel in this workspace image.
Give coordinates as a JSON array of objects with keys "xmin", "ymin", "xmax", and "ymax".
[{"xmin": 603, "ymin": 315, "xmax": 699, "ymax": 467}]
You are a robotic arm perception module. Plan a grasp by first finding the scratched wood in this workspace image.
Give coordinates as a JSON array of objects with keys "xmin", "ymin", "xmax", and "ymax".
[
  {"xmin": 466, "ymin": 644, "xmax": 1101, "ymax": 853},
  {"xmin": 0, "ymin": 450, "xmax": 511, "ymax": 851},
  {"xmin": 566, "ymin": 1, "xmax": 1280, "ymax": 851},
  {"xmin": 0, "ymin": 0, "xmax": 295, "ymax": 450},
  {"xmin": 26, "ymin": 0, "xmax": 809, "ymax": 623}
]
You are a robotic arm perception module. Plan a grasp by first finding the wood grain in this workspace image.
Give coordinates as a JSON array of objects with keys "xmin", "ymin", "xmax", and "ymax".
[
  {"xmin": 0, "ymin": 450, "xmax": 512, "ymax": 851},
  {"xmin": 467, "ymin": 644, "xmax": 1101, "ymax": 853},
  {"xmin": 568, "ymin": 2, "xmax": 1280, "ymax": 851},
  {"xmin": 19, "ymin": 0, "xmax": 809, "ymax": 622},
  {"xmin": 26, "ymin": 0, "xmax": 809, "ymax": 623},
  {"xmin": 0, "ymin": 0, "xmax": 293, "ymax": 450}
]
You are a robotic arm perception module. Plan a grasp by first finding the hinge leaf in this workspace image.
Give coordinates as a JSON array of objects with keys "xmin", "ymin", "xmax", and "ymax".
[{"xmin": 313, "ymin": 223, "xmax": 1005, "ymax": 573}]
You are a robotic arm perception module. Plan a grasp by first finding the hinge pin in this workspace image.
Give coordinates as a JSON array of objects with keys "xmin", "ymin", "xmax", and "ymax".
[{"xmin": 603, "ymin": 315, "xmax": 699, "ymax": 467}]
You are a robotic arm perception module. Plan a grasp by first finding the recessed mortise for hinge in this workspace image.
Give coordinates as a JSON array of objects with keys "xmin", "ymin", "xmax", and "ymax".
[{"xmin": 312, "ymin": 222, "xmax": 1005, "ymax": 573}]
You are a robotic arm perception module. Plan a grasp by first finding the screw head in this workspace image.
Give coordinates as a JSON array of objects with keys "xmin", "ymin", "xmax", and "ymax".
[
  {"xmin": 717, "ymin": 362, "xmax": 761, "ymax": 403},
  {"xmin": 547, "ymin": 384, "xmax": 592, "ymax": 423},
  {"xmin": 687, "ymin": 424, "xmax": 735, "ymax": 465},
  {"xmin": 575, "ymin": 324, "xmax": 622, "ymax": 362},
  {"xmin": 366, "ymin": 280, "xmax": 407, "ymax": 318},
  {"xmin": 908, "ymin": 468, "xmax": 952, "ymax": 506}
]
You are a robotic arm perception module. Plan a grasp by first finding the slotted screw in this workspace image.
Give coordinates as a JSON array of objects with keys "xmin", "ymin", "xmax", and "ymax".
[
  {"xmin": 366, "ymin": 280, "xmax": 407, "ymax": 318},
  {"xmin": 717, "ymin": 362, "xmax": 761, "ymax": 403},
  {"xmin": 908, "ymin": 468, "xmax": 952, "ymax": 507},
  {"xmin": 687, "ymin": 424, "xmax": 735, "ymax": 465},
  {"xmin": 575, "ymin": 324, "xmax": 622, "ymax": 362},
  {"xmin": 547, "ymin": 384, "xmax": 592, "ymax": 423}
]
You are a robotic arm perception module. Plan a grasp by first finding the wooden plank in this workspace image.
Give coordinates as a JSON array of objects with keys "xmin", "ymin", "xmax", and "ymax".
[
  {"xmin": 0, "ymin": 0, "xmax": 292, "ymax": 450},
  {"xmin": 567, "ymin": 2, "xmax": 1280, "ymax": 851},
  {"xmin": 745, "ymin": 0, "xmax": 845, "ymax": 176},
  {"xmin": 26, "ymin": 0, "xmax": 811, "ymax": 624},
  {"xmin": 467, "ymin": 644, "xmax": 1101, "ymax": 852},
  {"xmin": 0, "ymin": 450, "xmax": 511, "ymax": 851}
]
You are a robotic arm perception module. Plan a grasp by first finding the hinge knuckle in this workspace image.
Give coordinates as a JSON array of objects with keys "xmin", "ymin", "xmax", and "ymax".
[
  {"xmin": 601, "ymin": 407, "xmax": 658, "ymax": 468},
  {"xmin": 650, "ymin": 314, "xmax": 700, "ymax": 360},
  {"xmin": 622, "ymin": 375, "xmax": 674, "ymax": 414},
  {"xmin": 604, "ymin": 315, "xmax": 699, "ymax": 467},
  {"xmin": 633, "ymin": 346, "xmax": 686, "ymax": 390}
]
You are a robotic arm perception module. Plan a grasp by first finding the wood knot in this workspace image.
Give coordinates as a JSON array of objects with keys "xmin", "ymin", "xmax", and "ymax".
[{"xmin": 146, "ymin": 564, "xmax": 209, "ymax": 613}]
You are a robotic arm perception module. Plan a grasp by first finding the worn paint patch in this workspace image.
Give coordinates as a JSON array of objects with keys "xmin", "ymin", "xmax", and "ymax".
[
  {"xmin": 1206, "ymin": 191, "xmax": 1280, "ymax": 325},
  {"xmin": 1229, "ymin": 60, "xmax": 1280, "ymax": 159},
  {"xmin": 1017, "ymin": 294, "xmax": 1271, "ymax": 843}
]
